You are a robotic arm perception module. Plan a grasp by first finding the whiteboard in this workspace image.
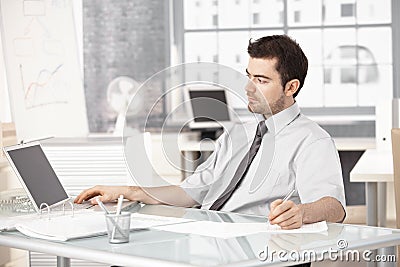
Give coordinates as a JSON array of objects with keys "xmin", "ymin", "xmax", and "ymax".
[{"xmin": 0, "ymin": 0, "xmax": 88, "ymax": 141}]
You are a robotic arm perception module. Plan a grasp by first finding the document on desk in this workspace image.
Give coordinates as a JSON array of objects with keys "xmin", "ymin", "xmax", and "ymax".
[
  {"xmin": 2, "ymin": 211, "xmax": 193, "ymax": 241},
  {"xmin": 153, "ymin": 221, "xmax": 328, "ymax": 239}
]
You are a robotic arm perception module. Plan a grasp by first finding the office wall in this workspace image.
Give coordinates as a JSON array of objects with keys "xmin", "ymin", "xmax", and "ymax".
[{"xmin": 83, "ymin": 0, "xmax": 170, "ymax": 133}]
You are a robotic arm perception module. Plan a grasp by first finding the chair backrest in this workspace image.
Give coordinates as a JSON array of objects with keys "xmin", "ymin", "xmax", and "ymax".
[{"xmin": 391, "ymin": 129, "xmax": 400, "ymax": 229}]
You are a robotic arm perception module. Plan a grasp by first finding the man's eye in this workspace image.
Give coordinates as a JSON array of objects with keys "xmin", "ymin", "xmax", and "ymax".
[{"xmin": 258, "ymin": 78, "xmax": 267, "ymax": 84}]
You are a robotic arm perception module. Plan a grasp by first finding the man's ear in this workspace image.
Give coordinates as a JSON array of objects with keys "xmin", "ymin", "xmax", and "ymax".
[{"xmin": 284, "ymin": 79, "xmax": 300, "ymax": 97}]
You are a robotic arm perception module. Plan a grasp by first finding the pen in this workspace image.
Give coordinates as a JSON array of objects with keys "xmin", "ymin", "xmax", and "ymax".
[
  {"xmin": 116, "ymin": 195, "xmax": 124, "ymax": 215},
  {"xmin": 282, "ymin": 189, "xmax": 296, "ymax": 202},
  {"xmin": 267, "ymin": 189, "xmax": 296, "ymax": 223},
  {"xmin": 95, "ymin": 197, "xmax": 110, "ymax": 214}
]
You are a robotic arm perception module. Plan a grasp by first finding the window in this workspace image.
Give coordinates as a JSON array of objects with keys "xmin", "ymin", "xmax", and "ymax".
[
  {"xmin": 212, "ymin": 14, "xmax": 218, "ymax": 26},
  {"xmin": 294, "ymin": 10, "xmax": 301, "ymax": 23},
  {"xmin": 235, "ymin": 54, "xmax": 241, "ymax": 63},
  {"xmin": 83, "ymin": 1, "xmax": 170, "ymax": 133},
  {"xmin": 341, "ymin": 3, "xmax": 355, "ymax": 17},
  {"xmin": 213, "ymin": 54, "xmax": 219, "ymax": 63},
  {"xmin": 253, "ymin": 13, "xmax": 260, "ymax": 25},
  {"xmin": 178, "ymin": 0, "xmax": 393, "ymax": 137}
]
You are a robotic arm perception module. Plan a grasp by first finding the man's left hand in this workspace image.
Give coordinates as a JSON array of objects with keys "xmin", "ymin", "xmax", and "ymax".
[{"xmin": 268, "ymin": 199, "xmax": 303, "ymax": 229}]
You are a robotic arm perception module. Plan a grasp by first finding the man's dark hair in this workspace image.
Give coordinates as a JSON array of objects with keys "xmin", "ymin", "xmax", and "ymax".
[{"xmin": 247, "ymin": 35, "xmax": 308, "ymax": 98}]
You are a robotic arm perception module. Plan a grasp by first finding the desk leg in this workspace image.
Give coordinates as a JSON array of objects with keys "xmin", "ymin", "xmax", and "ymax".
[
  {"xmin": 366, "ymin": 182, "xmax": 378, "ymax": 226},
  {"xmin": 56, "ymin": 256, "xmax": 70, "ymax": 267},
  {"xmin": 377, "ymin": 247, "xmax": 396, "ymax": 267},
  {"xmin": 367, "ymin": 249, "xmax": 377, "ymax": 267},
  {"xmin": 181, "ymin": 151, "xmax": 187, "ymax": 181},
  {"xmin": 377, "ymin": 182, "xmax": 387, "ymax": 227}
]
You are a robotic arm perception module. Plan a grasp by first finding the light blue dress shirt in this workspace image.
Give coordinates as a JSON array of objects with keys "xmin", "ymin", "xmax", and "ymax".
[{"xmin": 180, "ymin": 102, "xmax": 346, "ymax": 216}]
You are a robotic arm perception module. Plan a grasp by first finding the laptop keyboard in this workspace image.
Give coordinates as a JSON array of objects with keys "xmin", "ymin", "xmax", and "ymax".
[
  {"xmin": 73, "ymin": 202, "xmax": 95, "ymax": 210},
  {"xmin": 49, "ymin": 202, "xmax": 94, "ymax": 212}
]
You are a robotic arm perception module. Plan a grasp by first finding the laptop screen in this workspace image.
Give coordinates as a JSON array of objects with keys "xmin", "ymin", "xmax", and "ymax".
[
  {"xmin": 189, "ymin": 89, "xmax": 230, "ymax": 123},
  {"xmin": 6, "ymin": 144, "xmax": 68, "ymax": 207},
  {"xmin": 188, "ymin": 88, "xmax": 230, "ymax": 129}
]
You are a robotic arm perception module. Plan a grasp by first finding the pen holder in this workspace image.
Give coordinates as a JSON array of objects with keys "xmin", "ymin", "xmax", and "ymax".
[{"xmin": 105, "ymin": 212, "xmax": 131, "ymax": 244}]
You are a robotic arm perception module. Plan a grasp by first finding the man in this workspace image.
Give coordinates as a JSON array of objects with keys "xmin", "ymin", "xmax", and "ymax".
[{"xmin": 75, "ymin": 35, "xmax": 346, "ymax": 230}]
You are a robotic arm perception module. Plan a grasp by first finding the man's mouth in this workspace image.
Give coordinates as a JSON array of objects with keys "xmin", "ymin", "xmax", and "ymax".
[{"xmin": 247, "ymin": 97, "xmax": 257, "ymax": 103}]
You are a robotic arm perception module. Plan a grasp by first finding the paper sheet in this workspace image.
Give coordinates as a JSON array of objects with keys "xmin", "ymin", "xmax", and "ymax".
[{"xmin": 153, "ymin": 221, "xmax": 328, "ymax": 239}]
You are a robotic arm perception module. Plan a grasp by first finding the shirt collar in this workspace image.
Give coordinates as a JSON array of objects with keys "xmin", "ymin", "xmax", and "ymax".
[{"xmin": 262, "ymin": 102, "xmax": 301, "ymax": 135}]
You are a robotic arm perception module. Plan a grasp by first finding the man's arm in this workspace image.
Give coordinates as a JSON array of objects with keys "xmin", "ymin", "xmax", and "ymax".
[
  {"xmin": 268, "ymin": 196, "xmax": 345, "ymax": 229},
  {"xmin": 74, "ymin": 185, "xmax": 198, "ymax": 208},
  {"xmin": 300, "ymin": 196, "xmax": 346, "ymax": 223}
]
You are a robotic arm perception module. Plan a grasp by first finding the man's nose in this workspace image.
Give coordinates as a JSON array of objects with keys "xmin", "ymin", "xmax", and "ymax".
[{"xmin": 245, "ymin": 79, "xmax": 257, "ymax": 93}]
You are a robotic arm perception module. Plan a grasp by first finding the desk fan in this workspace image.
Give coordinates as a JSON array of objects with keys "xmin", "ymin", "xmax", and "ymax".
[{"xmin": 107, "ymin": 76, "xmax": 141, "ymax": 135}]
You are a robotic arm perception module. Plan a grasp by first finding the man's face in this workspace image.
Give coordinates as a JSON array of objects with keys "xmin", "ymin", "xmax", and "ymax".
[{"xmin": 245, "ymin": 57, "xmax": 286, "ymax": 115}]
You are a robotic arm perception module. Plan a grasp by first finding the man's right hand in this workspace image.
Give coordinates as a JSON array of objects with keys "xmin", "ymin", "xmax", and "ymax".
[
  {"xmin": 74, "ymin": 185, "xmax": 197, "ymax": 207},
  {"xmin": 74, "ymin": 185, "xmax": 140, "ymax": 204}
]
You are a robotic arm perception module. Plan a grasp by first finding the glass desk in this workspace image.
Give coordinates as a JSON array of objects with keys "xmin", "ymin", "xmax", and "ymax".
[{"xmin": 0, "ymin": 204, "xmax": 399, "ymax": 267}]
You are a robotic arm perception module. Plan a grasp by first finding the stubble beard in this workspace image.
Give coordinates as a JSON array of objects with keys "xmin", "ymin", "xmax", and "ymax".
[{"xmin": 248, "ymin": 93, "xmax": 285, "ymax": 116}]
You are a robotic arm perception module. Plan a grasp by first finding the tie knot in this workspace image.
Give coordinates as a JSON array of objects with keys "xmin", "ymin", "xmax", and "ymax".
[{"xmin": 256, "ymin": 121, "xmax": 268, "ymax": 138}]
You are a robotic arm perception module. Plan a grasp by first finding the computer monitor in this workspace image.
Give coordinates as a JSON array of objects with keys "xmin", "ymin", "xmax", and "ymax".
[{"xmin": 186, "ymin": 86, "xmax": 232, "ymax": 130}]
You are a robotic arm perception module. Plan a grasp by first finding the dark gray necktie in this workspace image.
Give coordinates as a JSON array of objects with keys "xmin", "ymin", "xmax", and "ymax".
[{"xmin": 209, "ymin": 121, "xmax": 268, "ymax": 211}]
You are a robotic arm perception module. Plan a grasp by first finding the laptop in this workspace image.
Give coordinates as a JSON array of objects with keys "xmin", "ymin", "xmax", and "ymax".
[
  {"xmin": 186, "ymin": 86, "xmax": 232, "ymax": 130},
  {"xmin": 3, "ymin": 141, "xmax": 138, "ymax": 213}
]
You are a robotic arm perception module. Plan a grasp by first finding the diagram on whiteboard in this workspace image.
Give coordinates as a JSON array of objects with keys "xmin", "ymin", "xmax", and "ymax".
[
  {"xmin": 20, "ymin": 63, "xmax": 68, "ymax": 109},
  {"xmin": 14, "ymin": 1, "xmax": 69, "ymax": 109},
  {"xmin": 0, "ymin": 0, "xmax": 88, "ymax": 140}
]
